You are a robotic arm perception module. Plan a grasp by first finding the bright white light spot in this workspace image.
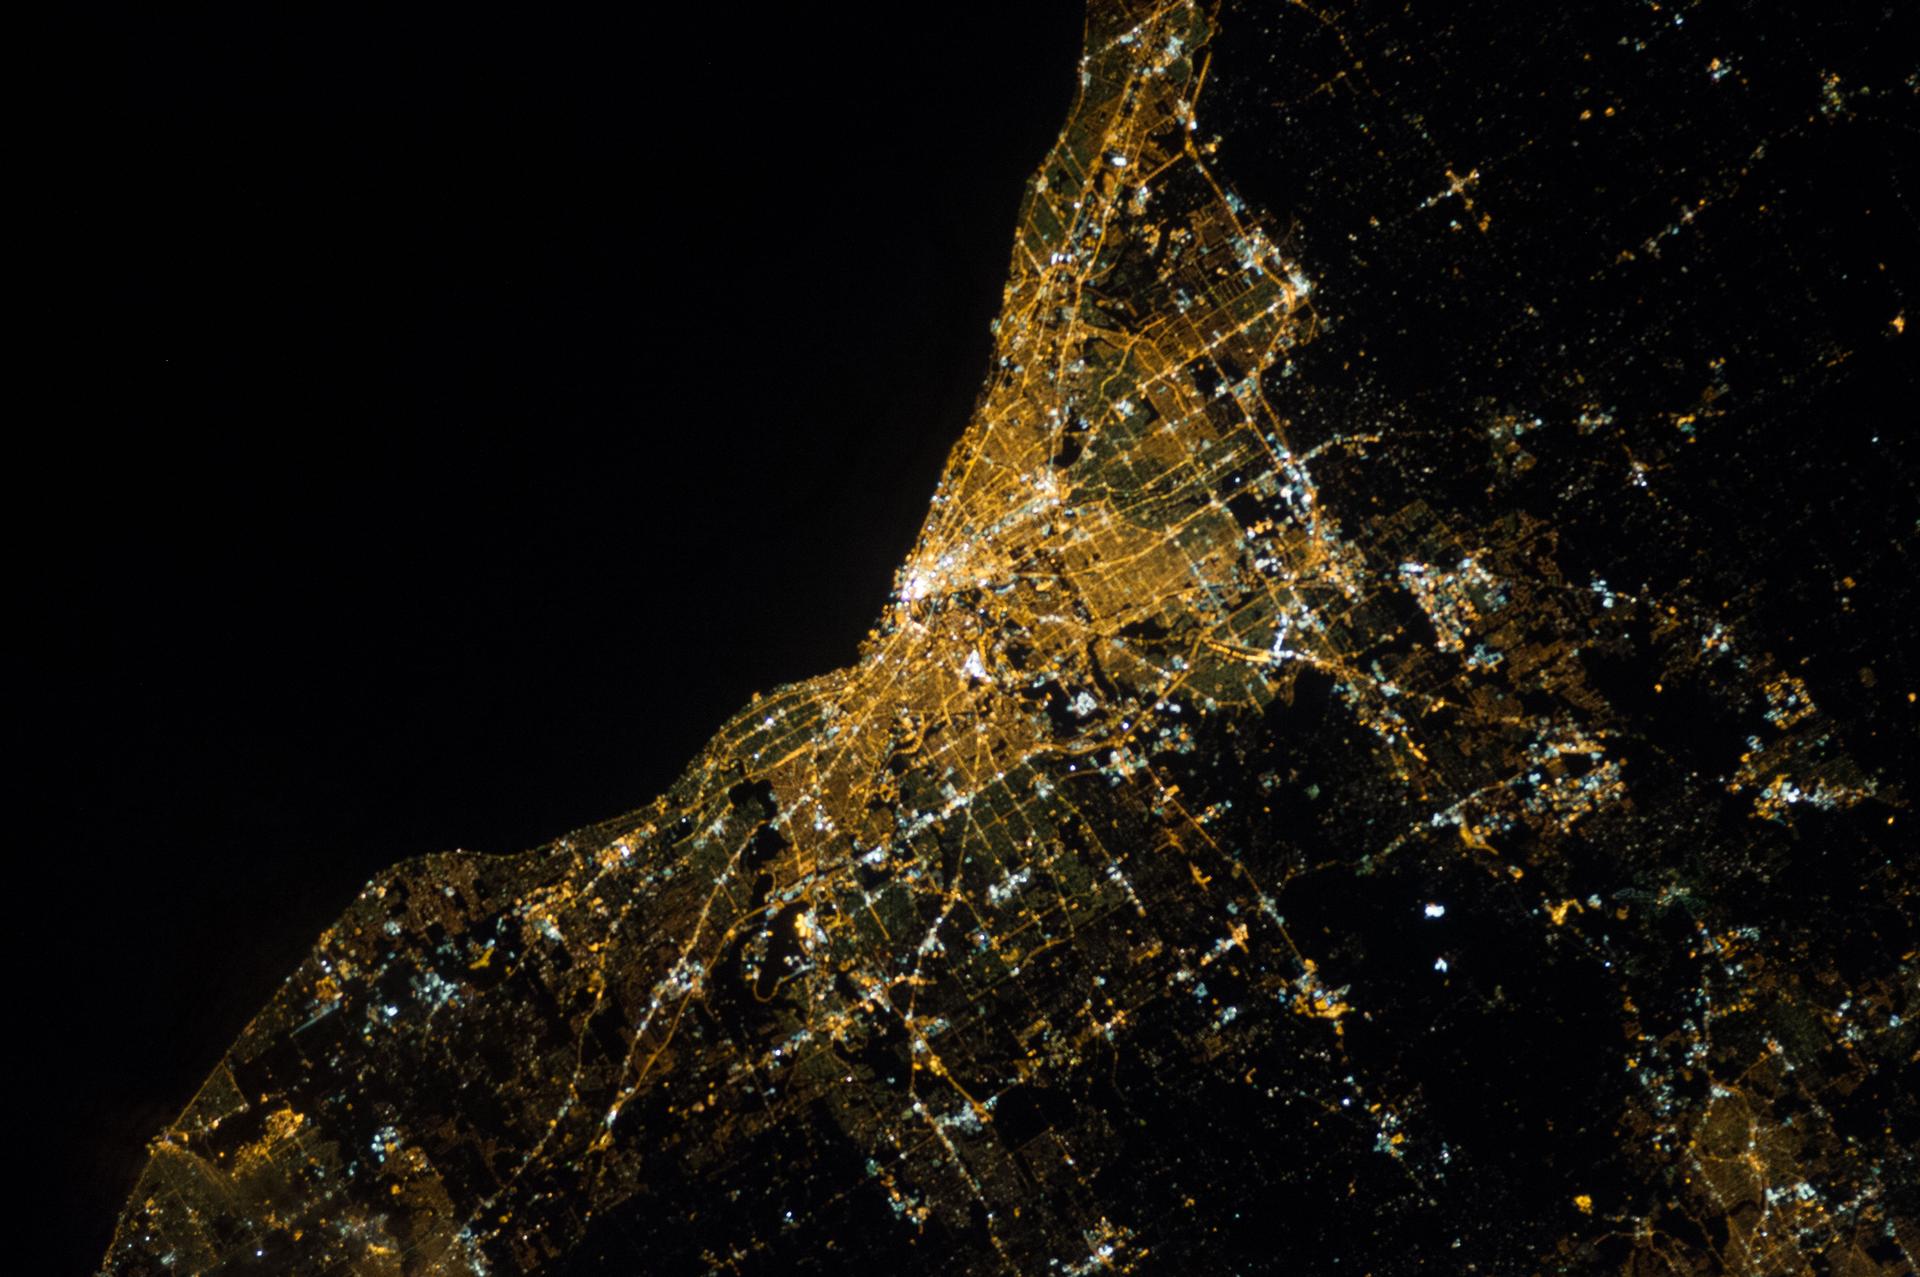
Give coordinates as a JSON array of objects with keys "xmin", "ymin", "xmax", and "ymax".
[
  {"xmin": 1424, "ymin": 902, "xmax": 1447, "ymax": 918},
  {"xmin": 1434, "ymin": 957, "xmax": 1450, "ymax": 972}
]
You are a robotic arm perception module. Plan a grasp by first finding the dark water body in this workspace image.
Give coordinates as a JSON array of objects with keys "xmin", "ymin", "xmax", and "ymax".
[{"xmin": 28, "ymin": 3, "xmax": 1085, "ymax": 1265}]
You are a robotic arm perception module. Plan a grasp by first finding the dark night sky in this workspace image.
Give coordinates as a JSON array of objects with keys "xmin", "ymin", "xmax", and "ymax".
[{"xmin": 31, "ymin": 5, "xmax": 1084, "ymax": 1266}]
